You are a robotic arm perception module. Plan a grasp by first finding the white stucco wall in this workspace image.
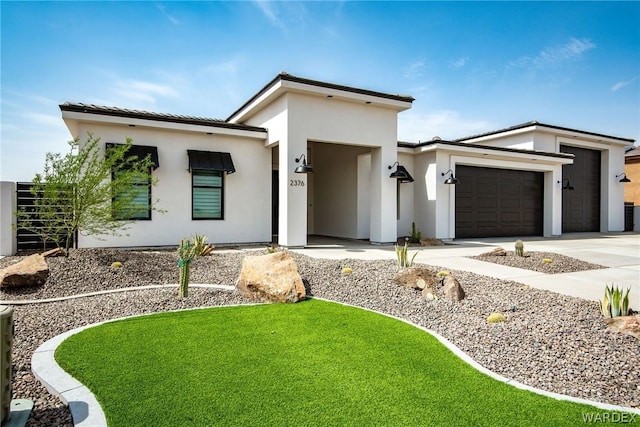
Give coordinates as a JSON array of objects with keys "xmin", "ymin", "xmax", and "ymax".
[
  {"xmin": 0, "ymin": 181, "xmax": 17, "ymax": 255},
  {"xmin": 412, "ymin": 150, "xmax": 438, "ymax": 238},
  {"xmin": 71, "ymin": 123, "xmax": 271, "ymax": 248},
  {"xmin": 396, "ymin": 152, "xmax": 416, "ymax": 237},
  {"xmin": 241, "ymin": 90, "xmax": 404, "ymax": 246}
]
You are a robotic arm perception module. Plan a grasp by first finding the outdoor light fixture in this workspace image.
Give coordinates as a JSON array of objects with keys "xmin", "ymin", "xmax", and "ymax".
[
  {"xmin": 616, "ymin": 173, "xmax": 631, "ymax": 183},
  {"xmin": 388, "ymin": 162, "xmax": 414, "ymax": 183},
  {"xmin": 294, "ymin": 154, "xmax": 313, "ymax": 174},
  {"xmin": 557, "ymin": 178, "xmax": 575, "ymax": 191},
  {"xmin": 441, "ymin": 169, "xmax": 459, "ymax": 185}
]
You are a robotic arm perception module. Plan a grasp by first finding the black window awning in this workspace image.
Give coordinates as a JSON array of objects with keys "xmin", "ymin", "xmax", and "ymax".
[
  {"xmin": 187, "ymin": 150, "xmax": 235, "ymax": 174},
  {"xmin": 106, "ymin": 143, "xmax": 159, "ymax": 169}
]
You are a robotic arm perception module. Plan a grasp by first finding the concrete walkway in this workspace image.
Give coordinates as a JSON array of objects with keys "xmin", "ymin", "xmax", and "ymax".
[{"xmin": 294, "ymin": 233, "xmax": 640, "ymax": 306}]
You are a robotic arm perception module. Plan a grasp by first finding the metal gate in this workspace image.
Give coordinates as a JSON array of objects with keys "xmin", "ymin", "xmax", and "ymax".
[{"xmin": 15, "ymin": 182, "xmax": 73, "ymax": 252}]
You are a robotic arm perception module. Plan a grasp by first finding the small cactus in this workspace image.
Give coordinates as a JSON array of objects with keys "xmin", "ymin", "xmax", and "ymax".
[
  {"xmin": 515, "ymin": 240, "xmax": 524, "ymax": 257},
  {"xmin": 342, "ymin": 267, "xmax": 353, "ymax": 275},
  {"xmin": 542, "ymin": 258, "xmax": 553, "ymax": 264},
  {"xmin": 436, "ymin": 271, "xmax": 450, "ymax": 279},
  {"xmin": 110, "ymin": 261, "xmax": 123, "ymax": 269},
  {"xmin": 487, "ymin": 313, "xmax": 507, "ymax": 323}
]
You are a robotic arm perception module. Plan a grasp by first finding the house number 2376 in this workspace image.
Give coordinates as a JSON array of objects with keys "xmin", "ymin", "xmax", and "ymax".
[{"xmin": 289, "ymin": 179, "xmax": 305, "ymax": 187}]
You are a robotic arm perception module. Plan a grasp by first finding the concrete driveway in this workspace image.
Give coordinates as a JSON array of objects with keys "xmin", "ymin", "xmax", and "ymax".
[{"xmin": 294, "ymin": 233, "xmax": 640, "ymax": 306}]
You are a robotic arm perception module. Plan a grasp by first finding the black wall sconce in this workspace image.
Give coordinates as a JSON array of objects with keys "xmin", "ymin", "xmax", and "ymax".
[
  {"xmin": 441, "ymin": 169, "xmax": 459, "ymax": 185},
  {"xmin": 388, "ymin": 161, "xmax": 414, "ymax": 183},
  {"xmin": 616, "ymin": 173, "xmax": 631, "ymax": 183},
  {"xmin": 557, "ymin": 178, "xmax": 574, "ymax": 190},
  {"xmin": 294, "ymin": 154, "xmax": 313, "ymax": 174}
]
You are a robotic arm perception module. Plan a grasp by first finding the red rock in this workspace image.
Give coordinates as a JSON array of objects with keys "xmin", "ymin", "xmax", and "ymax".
[{"xmin": 0, "ymin": 254, "xmax": 49, "ymax": 287}]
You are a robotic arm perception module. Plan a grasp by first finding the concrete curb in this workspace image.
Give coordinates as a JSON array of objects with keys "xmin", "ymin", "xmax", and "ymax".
[
  {"xmin": 32, "ymin": 296, "xmax": 640, "ymax": 427},
  {"xmin": 1, "ymin": 284, "xmax": 235, "ymax": 305}
]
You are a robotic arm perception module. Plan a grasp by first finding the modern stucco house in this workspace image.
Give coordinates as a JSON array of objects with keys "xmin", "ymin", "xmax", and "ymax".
[{"xmin": 2, "ymin": 72, "xmax": 634, "ymax": 253}]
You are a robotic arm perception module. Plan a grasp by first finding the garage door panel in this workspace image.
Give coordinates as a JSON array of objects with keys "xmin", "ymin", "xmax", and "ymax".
[
  {"xmin": 560, "ymin": 145, "xmax": 601, "ymax": 232},
  {"xmin": 455, "ymin": 166, "xmax": 543, "ymax": 238}
]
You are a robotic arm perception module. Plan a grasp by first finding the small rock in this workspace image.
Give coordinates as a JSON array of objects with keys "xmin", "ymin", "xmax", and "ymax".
[
  {"xmin": 604, "ymin": 315, "xmax": 640, "ymax": 339},
  {"xmin": 443, "ymin": 276, "xmax": 465, "ymax": 301},
  {"xmin": 393, "ymin": 267, "xmax": 439, "ymax": 290},
  {"xmin": 0, "ymin": 254, "xmax": 49, "ymax": 287},
  {"xmin": 480, "ymin": 247, "xmax": 507, "ymax": 257}
]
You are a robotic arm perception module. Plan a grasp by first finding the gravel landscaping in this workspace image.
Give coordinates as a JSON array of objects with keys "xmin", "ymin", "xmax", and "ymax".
[
  {"xmin": 0, "ymin": 248, "xmax": 638, "ymax": 426},
  {"xmin": 471, "ymin": 250, "xmax": 607, "ymax": 274}
]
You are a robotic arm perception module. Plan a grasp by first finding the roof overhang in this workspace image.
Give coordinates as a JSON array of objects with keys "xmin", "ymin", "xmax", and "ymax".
[
  {"xmin": 455, "ymin": 121, "xmax": 634, "ymax": 147},
  {"xmin": 227, "ymin": 72, "xmax": 414, "ymax": 124},
  {"xmin": 60, "ymin": 103, "xmax": 267, "ymax": 140},
  {"xmin": 403, "ymin": 140, "xmax": 575, "ymax": 166}
]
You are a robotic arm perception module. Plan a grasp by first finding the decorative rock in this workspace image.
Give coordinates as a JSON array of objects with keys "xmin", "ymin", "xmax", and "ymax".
[
  {"xmin": 422, "ymin": 286, "xmax": 437, "ymax": 300},
  {"xmin": 0, "ymin": 254, "xmax": 49, "ymax": 287},
  {"xmin": 41, "ymin": 247, "xmax": 63, "ymax": 257},
  {"xmin": 393, "ymin": 267, "xmax": 439, "ymax": 290},
  {"xmin": 235, "ymin": 251, "xmax": 306, "ymax": 303},
  {"xmin": 420, "ymin": 238, "xmax": 445, "ymax": 246},
  {"xmin": 480, "ymin": 247, "xmax": 507, "ymax": 257},
  {"xmin": 604, "ymin": 315, "xmax": 640, "ymax": 339},
  {"xmin": 443, "ymin": 276, "xmax": 465, "ymax": 301}
]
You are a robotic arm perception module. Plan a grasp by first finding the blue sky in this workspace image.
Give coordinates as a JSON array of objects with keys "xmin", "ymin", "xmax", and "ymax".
[{"xmin": 2, "ymin": 1, "xmax": 639, "ymax": 181}]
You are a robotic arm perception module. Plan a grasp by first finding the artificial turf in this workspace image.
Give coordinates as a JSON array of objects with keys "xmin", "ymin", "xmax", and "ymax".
[{"xmin": 55, "ymin": 299, "xmax": 636, "ymax": 426}]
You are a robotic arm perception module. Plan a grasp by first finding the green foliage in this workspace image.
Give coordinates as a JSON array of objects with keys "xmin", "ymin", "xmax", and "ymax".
[
  {"xmin": 266, "ymin": 244, "xmax": 280, "ymax": 254},
  {"xmin": 14, "ymin": 134, "xmax": 159, "ymax": 253},
  {"xmin": 410, "ymin": 221, "xmax": 422, "ymax": 243},
  {"xmin": 395, "ymin": 242, "xmax": 418, "ymax": 268},
  {"xmin": 600, "ymin": 284, "xmax": 631, "ymax": 318},
  {"xmin": 342, "ymin": 266, "xmax": 353, "ymax": 275},
  {"xmin": 110, "ymin": 261, "xmax": 123, "ymax": 269},
  {"xmin": 542, "ymin": 258, "xmax": 553, "ymax": 264},
  {"xmin": 436, "ymin": 270, "xmax": 450, "ymax": 278},
  {"xmin": 487, "ymin": 313, "xmax": 507, "ymax": 323},
  {"xmin": 177, "ymin": 235, "xmax": 211, "ymax": 298},
  {"xmin": 515, "ymin": 240, "xmax": 524, "ymax": 257}
]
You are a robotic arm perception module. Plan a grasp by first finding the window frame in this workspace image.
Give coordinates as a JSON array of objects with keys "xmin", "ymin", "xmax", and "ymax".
[
  {"xmin": 112, "ymin": 169, "xmax": 153, "ymax": 221},
  {"xmin": 191, "ymin": 170, "xmax": 225, "ymax": 220}
]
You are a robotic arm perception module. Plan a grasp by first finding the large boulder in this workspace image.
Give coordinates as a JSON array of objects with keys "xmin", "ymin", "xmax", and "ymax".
[
  {"xmin": 443, "ymin": 276, "xmax": 465, "ymax": 302},
  {"xmin": 479, "ymin": 247, "xmax": 507, "ymax": 257},
  {"xmin": 236, "ymin": 251, "xmax": 306, "ymax": 303},
  {"xmin": 393, "ymin": 267, "xmax": 439, "ymax": 290},
  {"xmin": 0, "ymin": 254, "xmax": 49, "ymax": 288}
]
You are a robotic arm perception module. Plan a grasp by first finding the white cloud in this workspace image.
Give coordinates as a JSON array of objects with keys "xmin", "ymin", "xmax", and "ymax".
[
  {"xmin": 509, "ymin": 37, "xmax": 596, "ymax": 69},
  {"xmin": 253, "ymin": 0, "xmax": 283, "ymax": 28},
  {"xmin": 403, "ymin": 60, "xmax": 426, "ymax": 79},
  {"xmin": 450, "ymin": 56, "xmax": 469, "ymax": 69},
  {"xmin": 155, "ymin": 3, "xmax": 181, "ymax": 25},
  {"xmin": 398, "ymin": 110, "xmax": 493, "ymax": 143},
  {"xmin": 110, "ymin": 79, "xmax": 180, "ymax": 107},
  {"xmin": 611, "ymin": 77, "xmax": 637, "ymax": 92}
]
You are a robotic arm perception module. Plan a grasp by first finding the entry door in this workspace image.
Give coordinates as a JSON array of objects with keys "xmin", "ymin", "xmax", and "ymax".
[{"xmin": 560, "ymin": 145, "xmax": 601, "ymax": 232}]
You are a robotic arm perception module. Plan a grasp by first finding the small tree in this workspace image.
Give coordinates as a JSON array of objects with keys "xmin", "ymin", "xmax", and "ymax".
[{"xmin": 15, "ymin": 133, "xmax": 160, "ymax": 253}]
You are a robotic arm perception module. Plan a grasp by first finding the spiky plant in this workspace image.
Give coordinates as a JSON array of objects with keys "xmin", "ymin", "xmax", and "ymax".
[
  {"xmin": 515, "ymin": 240, "xmax": 524, "ymax": 257},
  {"xmin": 395, "ymin": 242, "xmax": 419, "ymax": 268},
  {"xmin": 177, "ymin": 237, "xmax": 203, "ymax": 298},
  {"xmin": 600, "ymin": 284, "xmax": 631, "ymax": 318}
]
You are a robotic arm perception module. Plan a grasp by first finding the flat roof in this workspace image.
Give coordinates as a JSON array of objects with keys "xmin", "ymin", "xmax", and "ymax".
[
  {"xmin": 398, "ymin": 139, "xmax": 574, "ymax": 160},
  {"xmin": 453, "ymin": 121, "xmax": 635, "ymax": 144},
  {"xmin": 227, "ymin": 72, "xmax": 415, "ymax": 122}
]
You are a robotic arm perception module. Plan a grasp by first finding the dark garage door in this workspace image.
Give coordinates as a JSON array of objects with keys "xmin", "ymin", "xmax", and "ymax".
[
  {"xmin": 455, "ymin": 166, "xmax": 544, "ymax": 238},
  {"xmin": 560, "ymin": 145, "xmax": 601, "ymax": 233}
]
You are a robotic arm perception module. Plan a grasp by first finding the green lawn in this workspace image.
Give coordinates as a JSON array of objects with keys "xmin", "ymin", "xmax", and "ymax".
[{"xmin": 55, "ymin": 299, "xmax": 635, "ymax": 426}]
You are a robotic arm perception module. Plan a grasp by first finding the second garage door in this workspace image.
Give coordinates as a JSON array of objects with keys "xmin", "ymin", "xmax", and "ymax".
[{"xmin": 455, "ymin": 166, "xmax": 544, "ymax": 238}]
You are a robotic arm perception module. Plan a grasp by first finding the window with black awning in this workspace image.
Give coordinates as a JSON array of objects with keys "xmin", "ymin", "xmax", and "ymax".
[
  {"xmin": 187, "ymin": 150, "xmax": 235, "ymax": 174},
  {"xmin": 106, "ymin": 143, "xmax": 160, "ymax": 169}
]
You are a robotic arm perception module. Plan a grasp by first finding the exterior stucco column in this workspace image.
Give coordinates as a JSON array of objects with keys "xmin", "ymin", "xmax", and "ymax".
[
  {"xmin": 0, "ymin": 181, "xmax": 17, "ymax": 256},
  {"xmin": 278, "ymin": 136, "xmax": 308, "ymax": 247},
  {"xmin": 369, "ymin": 146, "xmax": 397, "ymax": 243},
  {"xmin": 545, "ymin": 168, "xmax": 562, "ymax": 236}
]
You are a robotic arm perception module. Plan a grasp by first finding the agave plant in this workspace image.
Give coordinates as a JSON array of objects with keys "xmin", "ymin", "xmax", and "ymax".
[
  {"xmin": 599, "ymin": 284, "xmax": 631, "ymax": 318},
  {"xmin": 395, "ymin": 242, "xmax": 419, "ymax": 268}
]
